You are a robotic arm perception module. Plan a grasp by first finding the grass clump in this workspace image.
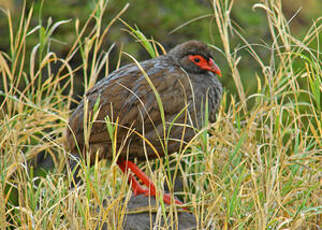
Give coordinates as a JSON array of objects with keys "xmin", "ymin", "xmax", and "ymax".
[{"xmin": 0, "ymin": 0, "xmax": 321, "ymax": 229}]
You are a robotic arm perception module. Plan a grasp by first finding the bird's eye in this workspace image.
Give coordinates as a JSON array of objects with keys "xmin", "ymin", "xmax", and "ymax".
[{"xmin": 194, "ymin": 58, "xmax": 200, "ymax": 63}]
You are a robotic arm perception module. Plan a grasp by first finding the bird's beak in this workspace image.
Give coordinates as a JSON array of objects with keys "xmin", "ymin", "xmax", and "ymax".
[{"xmin": 208, "ymin": 58, "xmax": 222, "ymax": 77}]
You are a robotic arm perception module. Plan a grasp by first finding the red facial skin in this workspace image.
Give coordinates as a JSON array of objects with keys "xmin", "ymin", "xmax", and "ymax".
[{"xmin": 188, "ymin": 55, "xmax": 222, "ymax": 77}]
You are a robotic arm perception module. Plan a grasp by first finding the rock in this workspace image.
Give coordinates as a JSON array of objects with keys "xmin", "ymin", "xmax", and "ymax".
[{"xmin": 98, "ymin": 195, "xmax": 197, "ymax": 230}]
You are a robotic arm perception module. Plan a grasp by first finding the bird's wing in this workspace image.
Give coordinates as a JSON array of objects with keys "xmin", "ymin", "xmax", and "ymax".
[{"xmin": 65, "ymin": 58, "xmax": 192, "ymax": 153}]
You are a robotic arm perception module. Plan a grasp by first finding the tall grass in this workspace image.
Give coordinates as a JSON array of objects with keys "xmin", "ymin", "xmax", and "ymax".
[{"xmin": 0, "ymin": 0, "xmax": 321, "ymax": 229}]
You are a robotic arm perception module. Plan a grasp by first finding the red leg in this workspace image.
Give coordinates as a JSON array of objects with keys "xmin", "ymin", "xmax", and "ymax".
[
  {"xmin": 117, "ymin": 160, "xmax": 185, "ymax": 209},
  {"xmin": 118, "ymin": 160, "xmax": 154, "ymax": 196}
]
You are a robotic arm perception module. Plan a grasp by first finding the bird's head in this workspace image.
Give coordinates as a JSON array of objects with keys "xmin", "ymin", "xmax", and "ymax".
[{"xmin": 168, "ymin": 40, "xmax": 222, "ymax": 77}]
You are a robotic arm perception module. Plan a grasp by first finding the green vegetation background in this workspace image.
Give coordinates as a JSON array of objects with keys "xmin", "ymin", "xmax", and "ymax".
[{"xmin": 0, "ymin": 0, "xmax": 321, "ymax": 98}]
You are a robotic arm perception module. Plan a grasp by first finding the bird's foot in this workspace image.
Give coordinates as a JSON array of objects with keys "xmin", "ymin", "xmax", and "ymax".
[{"xmin": 117, "ymin": 160, "xmax": 186, "ymax": 209}]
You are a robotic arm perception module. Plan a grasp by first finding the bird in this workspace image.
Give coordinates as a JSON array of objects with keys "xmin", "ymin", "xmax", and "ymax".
[{"xmin": 64, "ymin": 40, "xmax": 223, "ymax": 207}]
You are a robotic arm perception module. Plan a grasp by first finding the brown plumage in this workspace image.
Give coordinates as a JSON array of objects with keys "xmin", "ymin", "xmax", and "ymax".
[{"xmin": 65, "ymin": 40, "xmax": 222, "ymax": 163}]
